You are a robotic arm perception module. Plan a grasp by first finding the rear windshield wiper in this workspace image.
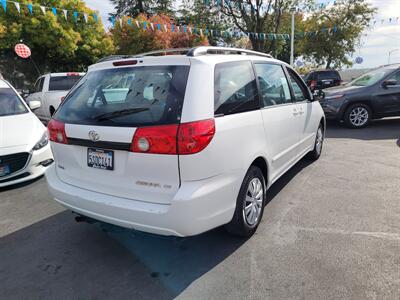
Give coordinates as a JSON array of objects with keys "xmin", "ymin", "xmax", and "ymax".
[{"xmin": 92, "ymin": 107, "xmax": 149, "ymax": 121}]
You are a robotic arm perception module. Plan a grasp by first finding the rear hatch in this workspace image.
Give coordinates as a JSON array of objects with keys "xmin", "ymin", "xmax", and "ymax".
[{"xmin": 50, "ymin": 59, "xmax": 190, "ymax": 204}]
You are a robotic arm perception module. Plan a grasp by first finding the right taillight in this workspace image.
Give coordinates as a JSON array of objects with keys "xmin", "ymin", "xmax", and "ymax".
[
  {"xmin": 47, "ymin": 119, "xmax": 68, "ymax": 144},
  {"xmin": 131, "ymin": 119, "xmax": 215, "ymax": 155},
  {"xmin": 177, "ymin": 119, "xmax": 215, "ymax": 155}
]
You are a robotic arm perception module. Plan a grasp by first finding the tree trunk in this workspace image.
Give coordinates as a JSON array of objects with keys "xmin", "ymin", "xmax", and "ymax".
[{"xmin": 326, "ymin": 57, "xmax": 332, "ymax": 69}]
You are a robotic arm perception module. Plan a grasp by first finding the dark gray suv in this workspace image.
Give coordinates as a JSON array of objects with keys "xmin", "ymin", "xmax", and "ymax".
[{"xmin": 319, "ymin": 64, "xmax": 400, "ymax": 128}]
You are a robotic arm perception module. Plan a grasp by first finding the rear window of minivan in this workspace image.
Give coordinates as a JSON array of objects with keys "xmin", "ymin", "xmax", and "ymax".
[
  {"xmin": 49, "ymin": 76, "xmax": 83, "ymax": 91},
  {"xmin": 54, "ymin": 66, "xmax": 190, "ymax": 127}
]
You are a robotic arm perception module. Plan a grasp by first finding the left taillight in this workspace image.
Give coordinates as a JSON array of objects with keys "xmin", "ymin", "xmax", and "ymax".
[{"xmin": 47, "ymin": 119, "xmax": 68, "ymax": 144}]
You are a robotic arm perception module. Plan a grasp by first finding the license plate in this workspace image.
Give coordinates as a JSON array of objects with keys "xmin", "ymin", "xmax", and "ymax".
[
  {"xmin": 0, "ymin": 165, "xmax": 10, "ymax": 177},
  {"xmin": 87, "ymin": 148, "xmax": 114, "ymax": 170}
]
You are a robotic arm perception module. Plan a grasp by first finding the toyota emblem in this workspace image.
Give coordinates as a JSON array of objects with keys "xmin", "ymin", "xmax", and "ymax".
[{"xmin": 88, "ymin": 130, "xmax": 100, "ymax": 142}]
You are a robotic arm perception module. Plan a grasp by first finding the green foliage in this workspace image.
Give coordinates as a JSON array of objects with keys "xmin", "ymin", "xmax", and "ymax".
[
  {"xmin": 298, "ymin": 0, "xmax": 376, "ymax": 68},
  {"xmin": 112, "ymin": 14, "xmax": 208, "ymax": 55},
  {"xmin": 110, "ymin": 0, "xmax": 174, "ymax": 18},
  {"xmin": 0, "ymin": 0, "xmax": 114, "ymax": 86}
]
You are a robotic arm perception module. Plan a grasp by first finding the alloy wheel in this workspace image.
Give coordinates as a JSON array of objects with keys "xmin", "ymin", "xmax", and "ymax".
[
  {"xmin": 243, "ymin": 178, "xmax": 263, "ymax": 226},
  {"xmin": 349, "ymin": 107, "xmax": 369, "ymax": 127}
]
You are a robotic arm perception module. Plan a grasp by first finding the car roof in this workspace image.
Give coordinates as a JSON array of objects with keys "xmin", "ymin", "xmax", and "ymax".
[{"xmin": 89, "ymin": 46, "xmax": 288, "ymax": 72}]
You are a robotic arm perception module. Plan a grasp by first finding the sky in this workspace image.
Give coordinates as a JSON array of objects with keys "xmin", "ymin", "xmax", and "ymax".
[{"xmin": 84, "ymin": 0, "xmax": 400, "ymax": 69}]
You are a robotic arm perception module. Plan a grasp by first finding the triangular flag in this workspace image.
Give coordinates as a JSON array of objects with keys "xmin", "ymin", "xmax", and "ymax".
[
  {"xmin": 84, "ymin": 13, "xmax": 88, "ymax": 23},
  {"xmin": 143, "ymin": 22, "xmax": 147, "ymax": 29},
  {"xmin": 135, "ymin": 20, "xmax": 140, "ymax": 28},
  {"xmin": 156, "ymin": 23, "xmax": 161, "ymax": 31},
  {"xmin": 164, "ymin": 24, "xmax": 168, "ymax": 32},
  {"xmin": 73, "ymin": 11, "xmax": 78, "ymax": 22},
  {"xmin": 1, "ymin": 0, "xmax": 6, "ymax": 12},
  {"xmin": 40, "ymin": 6, "xmax": 46, "ymax": 15},
  {"xmin": 63, "ymin": 10, "xmax": 68, "ymax": 20},
  {"xmin": 93, "ymin": 14, "xmax": 98, "ymax": 23},
  {"xmin": 171, "ymin": 24, "xmax": 175, "ymax": 32},
  {"xmin": 14, "ymin": 2, "xmax": 20, "ymax": 13},
  {"xmin": 188, "ymin": 27, "xmax": 192, "ymax": 34},
  {"xmin": 52, "ymin": 7, "xmax": 57, "ymax": 17},
  {"xmin": 150, "ymin": 23, "xmax": 154, "ymax": 30},
  {"xmin": 27, "ymin": 3, "xmax": 32, "ymax": 14},
  {"xmin": 119, "ymin": 18, "xmax": 123, "ymax": 28},
  {"xmin": 110, "ymin": 16, "xmax": 115, "ymax": 27},
  {"xmin": 127, "ymin": 18, "xmax": 132, "ymax": 26}
]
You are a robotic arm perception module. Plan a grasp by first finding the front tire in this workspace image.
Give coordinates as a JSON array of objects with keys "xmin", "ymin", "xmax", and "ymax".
[
  {"xmin": 344, "ymin": 103, "xmax": 371, "ymax": 128},
  {"xmin": 225, "ymin": 166, "xmax": 266, "ymax": 237}
]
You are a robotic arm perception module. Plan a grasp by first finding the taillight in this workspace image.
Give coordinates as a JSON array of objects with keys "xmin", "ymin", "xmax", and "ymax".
[
  {"xmin": 131, "ymin": 124, "xmax": 178, "ymax": 154},
  {"xmin": 131, "ymin": 119, "xmax": 215, "ymax": 155},
  {"xmin": 178, "ymin": 119, "xmax": 215, "ymax": 155},
  {"xmin": 47, "ymin": 119, "xmax": 68, "ymax": 144}
]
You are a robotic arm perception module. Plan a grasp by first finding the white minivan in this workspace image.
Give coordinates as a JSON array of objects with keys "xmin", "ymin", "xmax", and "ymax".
[{"xmin": 46, "ymin": 47, "xmax": 325, "ymax": 237}]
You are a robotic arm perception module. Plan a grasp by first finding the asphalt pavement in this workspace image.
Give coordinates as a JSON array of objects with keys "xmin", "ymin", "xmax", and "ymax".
[{"xmin": 0, "ymin": 118, "xmax": 399, "ymax": 300}]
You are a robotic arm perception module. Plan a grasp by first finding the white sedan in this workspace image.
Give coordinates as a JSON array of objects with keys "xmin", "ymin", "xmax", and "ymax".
[{"xmin": 0, "ymin": 79, "xmax": 53, "ymax": 187}]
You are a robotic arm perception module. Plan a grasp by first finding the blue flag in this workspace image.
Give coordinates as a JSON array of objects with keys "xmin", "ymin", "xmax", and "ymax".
[
  {"xmin": 93, "ymin": 14, "xmax": 98, "ymax": 23},
  {"xmin": 110, "ymin": 16, "xmax": 115, "ymax": 27},
  {"xmin": 52, "ymin": 7, "xmax": 57, "ymax": 17},
  {"xmin": 1, "ymin": 0, "xmax": 6, "ymax": 12},
  {"xmin": 27, "ymin": 3, "xmax": 33, "ymax": 14},
  {"xmin": 73, "ymin": 11, "xmax": 78, "ymax": 22}
]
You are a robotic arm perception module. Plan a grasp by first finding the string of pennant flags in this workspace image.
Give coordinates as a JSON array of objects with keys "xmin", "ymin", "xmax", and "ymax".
[
  {"xmin": 203, "ymin": 0, "xmax": 343, "ymax": 13},
  {"xmin": 0, "ymin": 0, "xmax": 399, "ymax": 41},
  {"xmin": 0, "ymin": 0, "xmax": 98, "ymax": 23},
  {"xmin": 111, "ymin": 16, "xmax": 341, "ymax": 40}
]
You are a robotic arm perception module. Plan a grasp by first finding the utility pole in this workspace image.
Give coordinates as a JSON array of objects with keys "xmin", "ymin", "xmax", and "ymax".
[{"xmin": 290, "ymin": 7, "xmax": 296, "ymax": 67}]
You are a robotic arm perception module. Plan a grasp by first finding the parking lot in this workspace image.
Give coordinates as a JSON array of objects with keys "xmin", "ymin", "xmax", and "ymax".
[{"xmin": 0, "ymin": 119, "xmax": 399, "ymax": 300}]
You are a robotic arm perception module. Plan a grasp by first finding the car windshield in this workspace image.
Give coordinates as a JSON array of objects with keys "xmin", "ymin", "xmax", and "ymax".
[
  {"xmin": 0, "ymin": 81, "xmax": 29, "ymax": 117},
  {"xmin": 349, "ymin": 68, "xmax": 395, "ymax": 87},
  {"xmin": 55, "ymin": 65, "xmax": 189, "ymax": 127}
]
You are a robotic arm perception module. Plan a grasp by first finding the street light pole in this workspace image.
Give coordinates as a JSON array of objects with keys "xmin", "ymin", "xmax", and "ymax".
[
  {"xmin": 388, "ymin": 49, "xmax": 399, "ymax": 65},
  {"xmin": 290, "ymin": 7, "xmax": 296, "ymax": 67}
]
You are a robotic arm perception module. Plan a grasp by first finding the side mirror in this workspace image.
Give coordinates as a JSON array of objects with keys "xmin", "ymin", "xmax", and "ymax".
[
  {"xmin": 382, "ymin": 79, "xmax": 397, "ymax": 88},
  {"xmin": 29, "ymin": 100, "xmax": 41, "ymax": 111}
]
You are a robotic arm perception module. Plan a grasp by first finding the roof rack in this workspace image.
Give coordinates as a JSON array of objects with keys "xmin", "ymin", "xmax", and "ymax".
[
  {"xmin": 187, "ymin": 46, "xmax": 273, "ymax": 58},
  {"xmin": 97, "ymin": 46, "xmax": 272, "ymax": 63}
]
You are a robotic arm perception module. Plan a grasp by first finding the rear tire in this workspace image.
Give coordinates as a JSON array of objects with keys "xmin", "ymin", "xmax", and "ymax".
[
  {"xmin": 307, "ymin": 123, "xmax": 324, "ymax": 161},
  {"xmin": 225, "ymin": 166, "xmax": 266, "ymax": 237},
  {"xmin": 49, "ymin": 106, "xmax": 56, "ymax": 117},
  {"xmin": 344, "ymin": 103, "xmax": 371, "ymax": 128}
]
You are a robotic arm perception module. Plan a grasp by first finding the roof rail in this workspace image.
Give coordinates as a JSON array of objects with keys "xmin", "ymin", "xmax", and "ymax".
[
  {"xmin": 187, "ymin": 46, "xmax": 273, "ymax": 58},
  {"xmin": 97, "ymin": 55, "xmax": 137, "ymax": 63},
  {"xmin": 135, "ymin": 48, "xmax": 191, "ymax": 57},
  {"xmin": 97, "ymin": 47, "xmax": 272, "ymax": 63}
]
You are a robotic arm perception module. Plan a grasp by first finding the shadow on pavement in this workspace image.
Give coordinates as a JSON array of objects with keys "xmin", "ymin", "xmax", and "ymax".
[
  {"xmin": 325, "ymin": 117, "xmax": 400, "ymax": 143},
  {"xmin": 0, "ymin": 175, "xmax": 43, "ymax": 192},
  {"xmin": 0, "ymin": 156, "xmax": 315, "ymax": 299}
]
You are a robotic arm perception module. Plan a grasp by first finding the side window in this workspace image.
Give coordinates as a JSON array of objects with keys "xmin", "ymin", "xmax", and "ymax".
[
  {"xmin": 37, "ymin": 77, "xmax": 44, "ymax": 92},
  {"xmin": 254, "ymin": 63, "xmax": 291, "ymax": 107},
  {"xmin": 287, "ymin": 68, "xmax": 310, "ymax": 102},
  {"xmin": 388, "ymin": 71, "xmax": 400, "ymax": 85},
  {"xmin": 214, "ymin": 61, "xmax": 258, "ymax": 115}
]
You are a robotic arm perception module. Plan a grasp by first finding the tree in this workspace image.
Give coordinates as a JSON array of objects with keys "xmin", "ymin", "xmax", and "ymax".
[
  {"xmin": 0, "ymin": 0, "xmax": 114, "ymax": 87},
  {"xmin": 110, "ymin": 0, "xmax": 174, "ymax": 18},
  {"xmin": 298, "ymin": 0, "xmax": 375, "ymax": 69},
  {"xmin": 111, "ymin": 14, "xmax": 208, "ymax": 55}
]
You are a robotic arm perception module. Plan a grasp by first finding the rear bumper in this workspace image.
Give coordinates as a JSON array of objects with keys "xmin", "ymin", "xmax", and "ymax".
[
  {"xmin": 46, "ymin": 164, "xmax": 242, "ymax": 237},
  {"xmin": 0, "ymin": 145, "xmax": 53, "ymax": 188}
]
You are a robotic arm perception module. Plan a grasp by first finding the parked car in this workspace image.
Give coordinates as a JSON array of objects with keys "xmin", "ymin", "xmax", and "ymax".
[
  {"xmin": 0, "ymin": 79, "xmax": 53, "ymax": 188},
  {"xmin": 319, "ymin": 64, "xmax": 400, "ymax": 128},
  {"xmin": 305, "ymin": 70, "xmax": 342, "ymax": 92},
  {"xmin": 45, "ymin": 46, "xmax": 325, "ymax": 237},
  {"xmin": 26, "ymin": 72, "xmax": 84, "ymax": 123}
]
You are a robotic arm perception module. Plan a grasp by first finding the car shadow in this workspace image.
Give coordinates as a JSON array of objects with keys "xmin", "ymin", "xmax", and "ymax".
[
  {"xmin": 0, "ymin": 175, "xmax": 43, "ymax": 192},
  {"xmin": 0, "ymin": 157, "xmax": 315, "ymax": 299},
  {"xmin": 326, "ymin": 117, "xmax": 400, "ymax": 144}
]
